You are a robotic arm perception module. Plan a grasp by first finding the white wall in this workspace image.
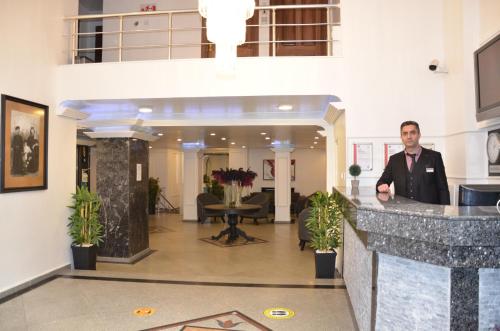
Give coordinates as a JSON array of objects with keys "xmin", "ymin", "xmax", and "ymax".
[
  {"xmin": 0, "ymin": 0, "xmax": 77, "ymax": 293},
  {"xmin": 248, "ymin": 148, "xmax": 326, "ymax": 196},
  {"xmin": 442, "ymin": 0, "xmax": 500, "ymax": 197},
  {"xmin": 149, "ymin": 148, "xmax": 182, "ymax": 208},
  {"xmin": 342, "ymin": 0, "xmax": 447, "ymax": 138}
]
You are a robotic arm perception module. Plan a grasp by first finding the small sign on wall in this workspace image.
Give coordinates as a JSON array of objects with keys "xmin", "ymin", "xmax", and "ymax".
[
  {"xmin": 140, "ymin": 4, "xmax": 157, "ymax": 12},
  {"xmin": 353, "ymin": 143, "xmax": 373, "ymax": 171},
  {"xmin": 136, "ymin": 164, "xmax": 142, "ymax": 181}
]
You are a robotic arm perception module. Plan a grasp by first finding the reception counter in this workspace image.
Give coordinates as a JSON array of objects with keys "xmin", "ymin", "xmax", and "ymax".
[{"xmin": 335, "ymin": 187, "xmax": 500, "ymax": 331}]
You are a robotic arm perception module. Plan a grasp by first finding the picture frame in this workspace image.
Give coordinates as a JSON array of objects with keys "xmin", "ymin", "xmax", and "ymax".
[
  {"xmin": 1, "ymin": 95, "xmax": 48, "ymax": 193},
  {"xmin": 263, "ymin": 159, "xmax": 296, "ymax": 181}
]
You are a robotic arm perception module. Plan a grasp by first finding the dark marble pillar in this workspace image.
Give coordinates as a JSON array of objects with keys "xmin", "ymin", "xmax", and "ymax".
[
  {"xmin": 95, "ymin": 138, "xmax": 149, "ymax": 260},
  {"xmin": 450, "ymin": 268, "xmax": 479, "ymax": 330}
]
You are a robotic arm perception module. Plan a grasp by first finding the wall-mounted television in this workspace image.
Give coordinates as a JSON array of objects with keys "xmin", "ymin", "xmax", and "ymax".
[{"xmin": 474, "ymin": 32, "xmax": 500, "ymax": 122}]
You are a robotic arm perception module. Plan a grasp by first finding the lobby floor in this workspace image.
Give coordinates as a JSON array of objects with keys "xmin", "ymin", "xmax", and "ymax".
[{"xmin": 0, "ymin": 213, "xmax": 357, "ymax": 331}]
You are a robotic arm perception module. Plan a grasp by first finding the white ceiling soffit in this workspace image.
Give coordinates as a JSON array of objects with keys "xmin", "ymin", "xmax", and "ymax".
[
  {"xmin": 84, "ymin": 130, "xmax": 159, "ymax": 142},
  {"xmin": 61, "ymin": 95, "xmax": 340, "ymax": 122}
]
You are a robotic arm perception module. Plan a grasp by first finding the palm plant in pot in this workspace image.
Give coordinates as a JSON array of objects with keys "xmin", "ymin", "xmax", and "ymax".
[
  {"xmin": 68, "ymin": 186, "xmax": 103, "ymax": 270},
  {"xmin": 306, "ymin": 191, "xmax": 344, "ymax": 278}
]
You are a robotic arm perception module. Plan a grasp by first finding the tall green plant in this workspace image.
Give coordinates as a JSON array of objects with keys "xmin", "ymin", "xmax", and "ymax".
[
  {"xmin": 306, "ymin": 192, "xmax": 345, "ymax": 252},
  {"xmin": 68, "ymin": 186, "xmax": 103, "ymax": 246}
]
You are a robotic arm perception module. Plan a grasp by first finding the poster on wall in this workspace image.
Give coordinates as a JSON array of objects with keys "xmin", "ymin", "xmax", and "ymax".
[
  {"xmin": 421, "ymin": 143, "xmax": 435, "ymax": 150},
  {"xmin": 487, "ymin": 129, "xmax": 500, "ymax": 176},
  {"xmin": 263, "ymin": 159, "xmax": 296, "ymax": 181},
  {"xmin": 0, "ymin": 94, "xmax": 48, "ymax": 193},
  {"xmin": 384, "ymin": 143, "xmax": 404, "ymax": 166},
  {"xmin": 353, "ymin": 143, "xmax": 373, "ymax": 171}
]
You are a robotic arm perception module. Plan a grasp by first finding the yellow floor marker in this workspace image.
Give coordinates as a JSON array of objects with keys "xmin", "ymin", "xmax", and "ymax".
[
  {"xmin": 133, "ymin": 307, "xmax": 156, "ymax": 317},
  {"xmin": 263, "ymin": 307, "xmax": 295, "ymax": 320}
]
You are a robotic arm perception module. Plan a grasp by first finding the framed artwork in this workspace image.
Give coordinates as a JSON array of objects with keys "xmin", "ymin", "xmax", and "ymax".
[
  {"xmin": 1, "ymin": 95, "xmax": 48, "ymax": 193},
  {"xmin": 263, "ymin": 159, "xmax": 296, "ymax": 181},
  {"xmin": 353, "ymin": 143, "xmax": 373, "ymax": 171}
]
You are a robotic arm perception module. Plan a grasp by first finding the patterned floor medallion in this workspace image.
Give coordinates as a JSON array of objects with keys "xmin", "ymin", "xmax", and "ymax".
[
  {"xmin": 141, "ymin": 310, "xmax": 271, "ymax": 331},
  {"xmin": 199, "ymin": 237, "xmax": 267, "ymax": 248}
]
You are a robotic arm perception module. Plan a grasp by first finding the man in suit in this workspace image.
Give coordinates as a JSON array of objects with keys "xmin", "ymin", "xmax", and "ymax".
[{"xmin": 377, "ymin": 121, "xmax": 450, "ymax": 205}]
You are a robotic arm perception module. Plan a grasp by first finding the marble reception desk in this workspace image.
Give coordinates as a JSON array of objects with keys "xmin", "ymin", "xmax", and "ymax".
[{"xmin": 335, "ymin": 187, "xmax": 500, "ymax": 331}]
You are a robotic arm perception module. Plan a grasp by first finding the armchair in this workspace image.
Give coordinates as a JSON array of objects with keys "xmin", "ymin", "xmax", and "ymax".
[
  {"xmin": 239, "ymin": 192, "xmax": 272, "ymax": 225},
  {"xmin": 196, "ymin": 193, "xmax": 225, "ymax": 224},
  {"xmin": 298, "ymin": 207, "xmax": 312, "ymax": 250}
]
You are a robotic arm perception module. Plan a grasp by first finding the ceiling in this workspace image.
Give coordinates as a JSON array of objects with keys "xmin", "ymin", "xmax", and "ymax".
[
  {"xmin": 150, "ymin": 125, "xmax": 326, "ymax": 150},
  {"xmin": 71, "ymin": 95, "xmax": 336, "ymax": 149}
]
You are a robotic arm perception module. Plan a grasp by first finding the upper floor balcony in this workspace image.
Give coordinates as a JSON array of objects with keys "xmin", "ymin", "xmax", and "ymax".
[
  {"xmin": 57, "ymin": 2, "xmax": 345, "ymax": 127},
  {"xmin": 66, "ymin": 2, "xmax": 342, "ymax": 64}
]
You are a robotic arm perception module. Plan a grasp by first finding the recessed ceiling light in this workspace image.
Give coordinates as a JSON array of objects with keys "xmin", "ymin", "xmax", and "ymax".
[
  {"xmin": 157, "ymin": 133, "xmax": 164, "ymax": 136},
  {"xmin": 149, "ymin": 146, "xmax": 152, "ymax": 149},
  {"xmin": 138, "ymin": 107, "xmax": 153, "ymax": 113},
  {"xmin": 177, "ymin": 138, "xmax": 182, "ymax": 142},
  {"xmin": 221, "ymin": 137, "xmax": 226, "ymax": 141},
  {"xmin": 310, "ymin": 146, "xmax": 314, "ymax": 149},
  {"xmin": 265, "ymin": 137, "xmax": 271, "ymax": 140},
  {"xmin": 242, "ymin": 146, "xmax": 246, "ymax": 148},
  {"xmin": 230, "ymin": 142, "xmax": 236, "ymax": 145},
  {"xmin": 278, "ymin": 104, "xmax": 293, "ymax": 111},
  {"xmin": 314, "ymin": 141, "xmax": 318, "ymax": 144},
  {"xmin": 210, "ymin": 132, "xmax": 216, "ymax": 136},
  {"xmin": 260, "ymin": 132, "xmax": 267, "ymax": 135},
  {"xmin": 314, "ymin": 136, "xmax": 319, "ymax": 140}
]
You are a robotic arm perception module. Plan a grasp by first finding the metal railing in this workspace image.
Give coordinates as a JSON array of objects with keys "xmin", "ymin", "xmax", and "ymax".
[{"xmin": 65, "ymin": 4, "xmax": 341, "ymax": 64}]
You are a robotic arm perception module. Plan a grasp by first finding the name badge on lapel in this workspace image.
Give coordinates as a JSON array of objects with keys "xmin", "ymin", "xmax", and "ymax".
[{"xmin": 426, "ymin": 168, "xmax": 434, "ymax": 173}]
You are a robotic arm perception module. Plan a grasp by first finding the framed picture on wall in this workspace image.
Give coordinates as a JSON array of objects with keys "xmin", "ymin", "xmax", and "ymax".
[
  {"xmin": 0, "ymin": 95, "xmax": 49, "ymax": 193},
  {"xmin": 263, "ymin": 159, "xmax": 296, "ymax": 181}
]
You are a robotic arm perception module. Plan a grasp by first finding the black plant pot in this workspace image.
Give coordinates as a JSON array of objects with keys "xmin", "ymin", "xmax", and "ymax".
[
  {"xmin": 314, "ymin": 250, "xmax": 337, "ymax": 279},
  {"xmin": 71, "ymin": 245, "xmax": 97, "ymax": 270}
]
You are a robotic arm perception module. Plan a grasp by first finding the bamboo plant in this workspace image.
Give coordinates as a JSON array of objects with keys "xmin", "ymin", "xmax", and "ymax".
[
  {"xmin": 306, "ymin": 192, "xmax": 347, "ymax": 252},
  {"xmin": 68, "ymin": 186, "xmax": 103, "ymax": 246}
]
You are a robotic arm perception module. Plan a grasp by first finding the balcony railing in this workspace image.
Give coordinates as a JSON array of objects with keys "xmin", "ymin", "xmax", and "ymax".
[{"xmin": 65, "ymin": 4, "xmax": 341, "ymax": 64}]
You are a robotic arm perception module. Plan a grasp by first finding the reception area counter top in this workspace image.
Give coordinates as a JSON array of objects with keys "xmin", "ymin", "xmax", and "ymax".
[{"xmin": 335, "ymin": 187, "xmax": 500, "ymax": 331}]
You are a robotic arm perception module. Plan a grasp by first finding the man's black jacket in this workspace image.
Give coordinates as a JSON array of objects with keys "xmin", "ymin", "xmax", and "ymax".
[{"xmin": 376, "ymin": 147, "xmax": 450, "ymax": 205}]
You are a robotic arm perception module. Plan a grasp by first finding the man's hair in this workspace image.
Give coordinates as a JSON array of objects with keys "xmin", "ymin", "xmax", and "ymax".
[{"xmin": 400, "ymin": 121, "xmax": 420, "ymax": 133}]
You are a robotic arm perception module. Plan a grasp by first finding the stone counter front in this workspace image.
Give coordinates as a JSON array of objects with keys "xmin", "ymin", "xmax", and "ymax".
[{"xmin": 336, "ymin": 187, "xmax": 500, "ymax": 331}]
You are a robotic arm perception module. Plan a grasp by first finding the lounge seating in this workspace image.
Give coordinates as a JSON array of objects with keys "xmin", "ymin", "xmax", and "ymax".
[
  {"xmin": 298, "ymin": 207, "xmax": 312, "ymax": 250},
  {"xmin": 196, "ymin": 193, "xmax": 225, "ymax": 224},
  {"xmin": 239, "ymin": 192, "xmax": 272, "ymax": 224}
]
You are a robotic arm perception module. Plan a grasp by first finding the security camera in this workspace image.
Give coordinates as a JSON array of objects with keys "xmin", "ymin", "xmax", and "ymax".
[{"xmin": 428, "ymin": 59, "xmax": 448, "ymax": 73}]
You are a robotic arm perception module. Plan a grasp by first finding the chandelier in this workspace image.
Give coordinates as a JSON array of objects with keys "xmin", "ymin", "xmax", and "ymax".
[{"xmin": 199, "ymin": 0, "xmax": 255, "ymax": 76}]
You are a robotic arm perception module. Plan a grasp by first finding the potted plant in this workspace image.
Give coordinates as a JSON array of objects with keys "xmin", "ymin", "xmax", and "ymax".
[
  {"xmin": 68, "ymin": 186, "xmax": 103, "ymax": 270},
  {"xmin": 148, "ymin": 177, "xmax": 161, "ymax": 214},
  {"xmin": 349, "ymin": 164, "xmax": 362, "ymax": 190},
  {"xmin": 306, "ymin": 191, "xmax": 345, "ymax": 278}
]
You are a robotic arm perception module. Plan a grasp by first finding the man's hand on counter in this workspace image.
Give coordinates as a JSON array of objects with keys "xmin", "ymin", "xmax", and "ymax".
[
  {"xmin": 377, "ymin": 192, "xmax": 391, "ymax": 202},
  {"xmin": 377, "ymin": 183, "xmax": 390, "ymax": 193}
]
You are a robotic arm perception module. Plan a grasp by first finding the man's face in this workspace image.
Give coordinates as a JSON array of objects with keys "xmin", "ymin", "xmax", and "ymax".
[{"xmin": 400, "ymin": 124, "xmax": 420, "ymax": 149}]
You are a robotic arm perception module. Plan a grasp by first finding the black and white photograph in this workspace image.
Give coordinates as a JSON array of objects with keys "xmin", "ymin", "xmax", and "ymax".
[{"xmin": 1, "ymin": 94, "xmax": 48, "ymax": 192}]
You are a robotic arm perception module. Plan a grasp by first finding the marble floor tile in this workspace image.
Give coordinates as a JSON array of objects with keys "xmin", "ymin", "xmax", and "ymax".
[{"xmin": 1, "ymin": 213, "xmax": 356, "ymax": 331}]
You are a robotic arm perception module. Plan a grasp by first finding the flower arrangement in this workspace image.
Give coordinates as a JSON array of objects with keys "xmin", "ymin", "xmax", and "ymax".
[{"xmin": 212, "ymin": 168, "xmax": 257, "ymax": 187}]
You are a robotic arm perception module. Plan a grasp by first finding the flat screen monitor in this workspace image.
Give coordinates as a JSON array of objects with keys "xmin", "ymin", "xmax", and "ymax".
[
  {"xmin": 458, "ymin": 184, "xmax": 500, "ymax": 206},
  {"xmin": 474, "ymin": 32, "xmax": 500, "ymax": 122}
]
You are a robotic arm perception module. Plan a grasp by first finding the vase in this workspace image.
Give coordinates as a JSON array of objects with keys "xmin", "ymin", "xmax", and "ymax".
[{"xmin": 224, "ymin": 181, "xmax": 242, "ymax": 207}]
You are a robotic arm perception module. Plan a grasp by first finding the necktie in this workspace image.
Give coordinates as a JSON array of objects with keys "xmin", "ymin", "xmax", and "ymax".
[{"xmin": 408, "ymin": 153, "xmax": 416, "ymax": 173}]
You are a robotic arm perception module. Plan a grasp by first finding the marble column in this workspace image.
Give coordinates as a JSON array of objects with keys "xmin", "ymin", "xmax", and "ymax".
[
  {"xmin": 272, "ymin": 146, "xmax": 294, "ymax": 223},
  {"xmin": 95, "ymin": 138, "xmax": 150, "ymax": 262},
  {"xmin": 182, "ymin": 148, "xmax": 201, "ymax": 221}
]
